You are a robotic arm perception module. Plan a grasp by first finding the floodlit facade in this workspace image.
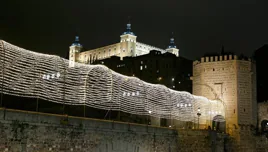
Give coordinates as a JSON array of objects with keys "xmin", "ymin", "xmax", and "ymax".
[
  {"xmin": 69, "ymin": 23, "xmax": 179, "ymax": 67},
  {"xmin": 192, "ymin": 55, "xmax": 257, "ymax": 135}
]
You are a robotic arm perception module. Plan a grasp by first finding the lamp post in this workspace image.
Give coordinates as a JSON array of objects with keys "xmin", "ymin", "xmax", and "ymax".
[{"xmin": 197, "ymin": 107, "xmax": 201, "ymax": 129}]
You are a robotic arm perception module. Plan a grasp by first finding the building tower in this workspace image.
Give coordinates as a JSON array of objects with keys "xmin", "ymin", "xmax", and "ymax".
[
  {"xmin": 166, "ymin": 33, "xmax": 179, "ymax": 57},
  {"xmin": 191, "ymin": 55, "xmax": 257, "ymax": 138},
  {"xmin": 69, "ymin": 36, "xmax": 83, "ymax": 67},
  {"xmin": 120, "ymin": 21, "xmax": 137, "ymax": 59}
]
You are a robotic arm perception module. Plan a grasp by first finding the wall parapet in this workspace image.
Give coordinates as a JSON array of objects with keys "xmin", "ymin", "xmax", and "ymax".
[
  {"xmin": 193, "ymin": 54, "xmax": 252, "ymax": 66},
  {"xmin": 136, "ymin": 42, "xmax": 165, "ymax": 52},
  {"xmin": 0, "ymin": 108, "xmax": 178, "ymax": 152}
]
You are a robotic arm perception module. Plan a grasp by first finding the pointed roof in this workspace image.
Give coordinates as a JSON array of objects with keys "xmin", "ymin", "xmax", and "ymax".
[
  {"xmin": 71, "ymin": 36, "xmax": 82, "ymax": 47},
  {"xmin": 167, "ymin": 32, "xmax": 177, "ymax": 49},
  {"xmin": 122, "ymin": 18, "xmax": 135, "ymax": 36}
]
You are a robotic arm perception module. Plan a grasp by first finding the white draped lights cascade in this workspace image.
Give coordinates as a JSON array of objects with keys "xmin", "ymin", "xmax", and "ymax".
[{"xmin": 0, "ymin": 40, "xmax": 225, "ymax": 124}]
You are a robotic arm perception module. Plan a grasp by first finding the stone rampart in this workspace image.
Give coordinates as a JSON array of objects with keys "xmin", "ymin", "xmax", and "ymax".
[
  {"xmin": 0, "ymin": 108, "xmax": 178, "ymax": 152},
  {"xmin": 1, "ymin": 108, "xmax": 267, "ymax": 152}
]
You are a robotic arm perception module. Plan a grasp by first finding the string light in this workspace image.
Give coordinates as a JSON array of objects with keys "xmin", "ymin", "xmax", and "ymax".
[{"xmin": 0, "ymin": 40, "xmax": 225, "ymax": 124}]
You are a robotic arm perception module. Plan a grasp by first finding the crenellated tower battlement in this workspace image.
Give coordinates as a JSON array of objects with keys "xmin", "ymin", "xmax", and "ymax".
[{"xmin": 193, "ymin": 54, "xmax": 252, "ymax": 66}]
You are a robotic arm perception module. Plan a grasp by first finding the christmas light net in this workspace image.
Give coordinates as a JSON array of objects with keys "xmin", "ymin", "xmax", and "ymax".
[{"xmin": 0, "ymin": 40, "xmax": 225, "ymax": 124}]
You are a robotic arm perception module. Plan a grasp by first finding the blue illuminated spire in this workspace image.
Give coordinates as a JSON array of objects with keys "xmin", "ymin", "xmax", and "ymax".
[
  {"xmin": 71, "ymin": 36, "xmax": 82, "ymax": 47},
  {"xmin": 122, "ymin": 17, "xmax": 135, "ymax": 35},
  {"xmin": 167, "ymin": 32, "xmax": 177, "ymax": 49}
]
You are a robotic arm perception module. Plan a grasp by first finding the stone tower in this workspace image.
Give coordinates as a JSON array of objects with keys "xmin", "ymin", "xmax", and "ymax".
[
  {"xmin": 69, "ymin": 36, "xmax": 83, "ymax": 67},
  {"xmin": 166, "ymin": 33, "xmax": 179, "ymax": 57},
  {"xmin": 120, "ymin": 22, "xmax": 137, "ymax": 59},
  {"xmin": 191, "ymin": 55, "xmax": 257, "ymax": 136}
]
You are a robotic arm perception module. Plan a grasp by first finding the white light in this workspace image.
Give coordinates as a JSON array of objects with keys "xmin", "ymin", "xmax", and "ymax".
[
  {"xmin": 148, "ymin": 111, "xmax": 152, "ymax": 114},
  {"xmin": 123, "ymin": 92, "xmax": 126, "ymax": 97},
  {"xmin": 127, "ymin": 92, "xmax": 130, "ymax": 96},
  {"xmin": 177, "ymin": 103, "xmax": 180, "ymax": 107},
  {"xmin": 51, "ymin": 74, "xmax": 55, "ymax": 79},
  {"xmin": 198, "ymin": 108, "xmax": 200, "ymax": 112},
  {"xmin": 169, "ymin": 125, "xmax": 171, "ymax": 128},
  {"xmin": 46, "ymin": 75, "xmax": 50, "ymax": 80},
  {"xmin": 136, "ymin": 91, "xmax": 139, "ymax": 96},
  {"xmin": 42, "ymin": 75, "xmax": 46, "ymax": 80},
  {"xmin": 184, "ymin": 104, "xmax": 187, "ymax": 107},
  {"xmin": 188, "ymin": 103, "xmax": 191, "ymax": 107},
  {"xmin": 132, "ymin": 92, "xmax": 135, "ymax": 96},
  {"xmin": 56, "ymin": 72, "xmax": 60, "ymax": 78},
  {"xmin": 173, "ymin": 86, "xmax": 175, "ymax": 88},
  {"xmin": 172, "ymin": 78, "xmax": 174, "ymax": 81}
]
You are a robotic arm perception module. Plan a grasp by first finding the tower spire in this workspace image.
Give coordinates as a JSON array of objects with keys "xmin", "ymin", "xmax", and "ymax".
[
  {"xmin": 71, "ymin": 35, "xmax": 82, "ymax": 47},
  {"xmin": 75, "ymin": 36, "xmax": 79, "ymax": 42},
  {"xmin": 122, "ymin": 17, "xmax": 135, "ymax": 35},
  {"xmin": 168, "ymin": 32, "xmax": 176, "ymax": 49}
]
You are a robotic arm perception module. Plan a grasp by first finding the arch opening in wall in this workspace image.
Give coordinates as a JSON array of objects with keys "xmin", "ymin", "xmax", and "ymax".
[
  {"xmin": 261, "ymin": 120, "xmax": 268, "ymax": 133},
  {"xmin": 212, "ymin": 115, "xmax": 226, "ymax": 132}
]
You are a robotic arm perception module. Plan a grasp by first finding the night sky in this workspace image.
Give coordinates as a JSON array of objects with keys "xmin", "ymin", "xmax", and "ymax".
[{"xmin": 1, "ymin": 0, "xmax": 268, "ymax": 60}]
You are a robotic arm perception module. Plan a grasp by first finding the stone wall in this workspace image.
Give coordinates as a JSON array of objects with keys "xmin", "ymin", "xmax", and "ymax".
[
  {"xmin": 177, "ymin": 128, "xmax": 268, "ymax": 152},
  {"xmin": 0, "ymin": 108, "xmax": 178, "ymax": 152},
  {"xmin": 2, "ymin": 108, "xmax": 268, "ymax": 152},
  {"xmin": 177, "ymin": 129, "xmax": 227, "ymax": 152}
]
